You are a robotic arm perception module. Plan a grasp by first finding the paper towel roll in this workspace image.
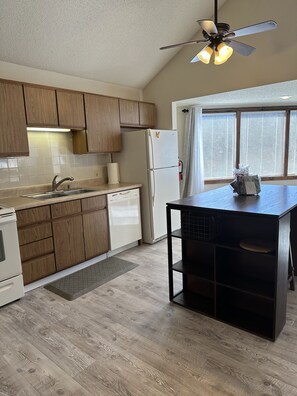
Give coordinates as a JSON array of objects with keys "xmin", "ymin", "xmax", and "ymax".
[{"xmin": 107, "ymin": 163, "xmax": 120, "ymax": 184}]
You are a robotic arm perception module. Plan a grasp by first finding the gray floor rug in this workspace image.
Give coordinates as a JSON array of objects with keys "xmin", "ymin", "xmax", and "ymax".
[{"xmin": 45, "ymin": 257, "xmax": 138, "ymax": 301}]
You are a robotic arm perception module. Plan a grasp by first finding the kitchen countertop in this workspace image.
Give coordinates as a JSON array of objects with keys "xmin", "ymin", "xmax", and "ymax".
[{"xmin": 0, "ymin": 182, "xmax": 142, "ymax": 211}]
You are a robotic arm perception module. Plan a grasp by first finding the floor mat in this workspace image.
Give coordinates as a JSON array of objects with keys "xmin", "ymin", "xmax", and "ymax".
[{"xmin": 44, "ymin": 257, "xmax": 138, "ymax": 301}]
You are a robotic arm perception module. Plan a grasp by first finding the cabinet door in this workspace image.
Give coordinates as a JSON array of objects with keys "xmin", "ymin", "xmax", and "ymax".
[
  {"xmin": 24, "ymin": 85, "xmax": 58, "ymax": 126},
  {"xmin": 139, "ymin": 102, "xmax": 156, "ymax": 127},
  {"xmin": 0, "ymin": 81, "xmax": 29, "ymax": 156},
  {"xmin": 83, "ymin": 210, "xmax": 109, "ymax": 259},
  {"xmin": 57, "ymin": 90, "xmax": 85, "ymax": 129},
  {"xmin": 52, "ymin": 215, "xmax": 85, "ymax": 271},
  {"xmin": 22, "ymin": 254, "xmax": 56, "ymax": 285},
  {"xmin": 119, "ymin": 99, "xmax": 139, "ymax": 126},
  {"xmin": 84, "ymin": 94, "xmax": 121, "ymax": 152}
]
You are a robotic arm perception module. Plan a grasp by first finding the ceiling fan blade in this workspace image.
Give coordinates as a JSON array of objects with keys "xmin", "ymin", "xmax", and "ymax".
[
  {"xmin": 160, "ymin": 39, "xmax": 208, "ymax": 50},
  {"xmin": 191, "ymin": 54, "xmax": 201, "ymax": 63},
  {"xmin": 232, "ymin": 20, "xmax": 277, "ymax": 38},
  {"xmin": 197, "ymin": 19, "xmax": 218, "ymax": 35},
  {"xmin": 227, "ymin": 40, "xmax": 256, "ymax": 56}
]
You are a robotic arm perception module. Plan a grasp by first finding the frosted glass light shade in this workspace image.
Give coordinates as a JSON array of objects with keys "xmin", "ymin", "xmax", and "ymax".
[
  {"xmin": 197, "ymin": 46, "xmax": 213, "ymax": 64},
  {"xmin": 214, "ymin": 42, "xmax": 233, "ymax": 65}
]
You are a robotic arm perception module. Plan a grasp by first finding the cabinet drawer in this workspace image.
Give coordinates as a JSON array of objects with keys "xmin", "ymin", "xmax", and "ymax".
[
  {"xmin": 17, "ymin": 206, "xmax": 51, "ymax": 227},
  {"xmin": 22, "ymin": 254, "xmax": 56, "ymax": 285},
  {"xmin": 81, "ymin": 195, "xmax": 106, "ymax": 211},
  {"xmin": 20, "ymin": 237, "xmax": 54, "ymax": 262},
  {"xmin": 18, "ymin": 222, "xmax": 52, "ymax": 245},
  {"xmin": 51, "ymin": 200, "xmax": 81, "ymax": 219}
]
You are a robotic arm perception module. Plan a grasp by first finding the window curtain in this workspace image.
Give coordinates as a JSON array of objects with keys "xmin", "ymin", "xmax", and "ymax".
[{"xmin": 181, "ymin": 106, "xmax": 204, "ymax": 198}]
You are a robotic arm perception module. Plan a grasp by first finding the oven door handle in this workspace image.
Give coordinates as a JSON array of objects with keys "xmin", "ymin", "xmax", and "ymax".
[{"xmin": 0, "ymin": 213, "xmax": 16, "ymax": 224}]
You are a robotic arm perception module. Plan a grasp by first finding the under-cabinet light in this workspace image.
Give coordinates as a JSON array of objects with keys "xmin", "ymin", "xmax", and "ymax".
[{"xmin": 26, "ymin": 127, "xmax": 71, "ymax": 132}]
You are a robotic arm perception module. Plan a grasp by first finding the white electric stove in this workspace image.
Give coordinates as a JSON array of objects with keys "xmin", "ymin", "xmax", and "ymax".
[{"xmin": 0, "ymin": 206, "xmax": 24, "ymax": 307}]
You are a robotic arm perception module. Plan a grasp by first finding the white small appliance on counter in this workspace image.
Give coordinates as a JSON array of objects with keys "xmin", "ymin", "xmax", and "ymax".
[{"xmin": 0, "ymin": 206, "xmax": 24, "ymax": 307}]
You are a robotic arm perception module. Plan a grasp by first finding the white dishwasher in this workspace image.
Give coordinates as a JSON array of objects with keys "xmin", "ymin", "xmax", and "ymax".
[{"xmin": 107, "ymin": 189, "xmax": 142, "ymax": 251}]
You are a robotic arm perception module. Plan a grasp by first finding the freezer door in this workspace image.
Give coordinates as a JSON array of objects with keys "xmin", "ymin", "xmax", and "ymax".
[
  {"xmin": 149, "ymin": 166, "xmax": 180, "ymax": 241},
  {"xmin": 147, "ymin": 129, "xmax": 178, "ymax": 169}
]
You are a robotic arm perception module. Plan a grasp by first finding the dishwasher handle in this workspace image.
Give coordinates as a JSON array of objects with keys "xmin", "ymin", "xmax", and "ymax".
[{"xmin": 107, "ymin": 189, "xmax": 139, "ymax": 203}]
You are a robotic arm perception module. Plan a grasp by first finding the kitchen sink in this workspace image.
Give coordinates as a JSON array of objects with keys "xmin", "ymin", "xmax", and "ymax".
[
  {"xmin": 22, "ymin": 188, "xmax": 97, "ymax": 200},
  {"xmin": 63, "ymin": 188, "xmax": 96, "ymax": 195},
  {"xmin": 22, "ymin": 191, "xmax": 66, "ymax": 200}
]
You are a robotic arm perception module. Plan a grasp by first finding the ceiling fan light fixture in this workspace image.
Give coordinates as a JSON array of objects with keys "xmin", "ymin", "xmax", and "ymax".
[
  {"xmin": 214, "ymin": 50, "xmax": 227, "ymax": 65},
  {"xmin": 217, "ymin": 42, "xmax": 233, "ymax": 59},
  {"xmin": 197, "ymin": 45, "xmax": 213, "ymax": 64},
  {"xmin": 214, "ymin": 42, "xmax": 233, "ymax": 65}
]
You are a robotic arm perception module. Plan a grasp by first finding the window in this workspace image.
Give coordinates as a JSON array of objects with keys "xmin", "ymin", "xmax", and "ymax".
[
  {"xmin": 202, "ymin": 113, "xmax": 236, "ymax": 180},
  {"xmin": 240, "ymin": 111, "xmax": 286, "ymax": 177},
  {"xmin": 201, "ymin": 108, "xmax": 296, "ymax": 182},
  {"xmin": 288, "ymin": 110, "xmax": 297, "ymax": 175}
]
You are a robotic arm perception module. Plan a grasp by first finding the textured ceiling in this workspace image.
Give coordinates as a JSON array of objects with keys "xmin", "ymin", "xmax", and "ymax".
[
  {"xmin": 0, "ymin": 0, "xmax": 225, "ymax": 89},
  {"xmin": 175, "ymin": 80, "xmax": 297, "ymax": 108}
]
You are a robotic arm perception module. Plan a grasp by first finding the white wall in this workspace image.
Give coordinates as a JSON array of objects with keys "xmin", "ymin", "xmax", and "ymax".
[{"xmin": 0, "ymin": 61, "xmax": 142, "ymax": 100}]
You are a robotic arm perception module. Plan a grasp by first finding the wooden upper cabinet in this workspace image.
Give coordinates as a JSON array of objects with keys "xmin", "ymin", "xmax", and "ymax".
[
  {"xmin": 24, "ymin": 85, "xmax": 58, "ymax": 126},
  {"xmin": 139, "ymin": 102, "xmax": 156, "ymax": 127},
  {"xmin": 119, "ymin": 99, "xmax": 139, "ymax": 126},
  {"xmin": 119, "ymin": 99, "xmax": 156, "ymax": 128},
  {"xmin": 56, "ymin": 90, "xmax": 85, "ymax": 129},
  {"xmin": 74, "ymin": 94, "xmax": 121, "ymax": 153},
  {"xmin": 0, "ymin": 81, "xmax": 29, "ymax": 156}
]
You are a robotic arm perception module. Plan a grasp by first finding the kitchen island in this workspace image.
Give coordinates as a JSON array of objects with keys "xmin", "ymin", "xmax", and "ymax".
[{"xmin": 167, "ymin": 185, "xmax": 297, "ymax": 340}]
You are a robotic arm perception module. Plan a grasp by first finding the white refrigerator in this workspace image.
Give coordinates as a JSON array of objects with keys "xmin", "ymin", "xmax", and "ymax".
[{"xmin": 114, "ymin": 129, "xmax": 180, "ymax": 244}]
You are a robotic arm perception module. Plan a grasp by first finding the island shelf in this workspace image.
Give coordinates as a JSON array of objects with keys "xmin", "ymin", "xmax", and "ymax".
[{"xmin": 167, "ymin": 185, "xmax": 297, "ymax": 340}]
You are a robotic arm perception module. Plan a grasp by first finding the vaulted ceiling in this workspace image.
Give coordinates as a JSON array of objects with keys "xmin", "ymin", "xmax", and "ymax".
[{"xmin": 0, "ymin": 0, "xmax": 226, "ymax": 89}]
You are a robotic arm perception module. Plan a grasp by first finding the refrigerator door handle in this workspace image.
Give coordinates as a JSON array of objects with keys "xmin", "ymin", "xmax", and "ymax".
[
  {"xmin": 148, "ymin": 131, "xmax": 155, "ymax": 169},
  {"xmin": 150, "ymin": 169, "xmax": 156, "ymax": 207}
]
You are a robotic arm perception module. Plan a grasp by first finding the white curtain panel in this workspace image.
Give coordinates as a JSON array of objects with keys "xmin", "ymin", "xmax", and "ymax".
[{"xmin": 181, "ymin": 106, "xmax": 204, "ymax": 198}]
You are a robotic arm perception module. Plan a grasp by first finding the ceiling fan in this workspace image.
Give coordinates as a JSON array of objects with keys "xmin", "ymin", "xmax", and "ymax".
[{"xmin": 160, "ymin": 0, "xmax": 277, "ymax": 65}]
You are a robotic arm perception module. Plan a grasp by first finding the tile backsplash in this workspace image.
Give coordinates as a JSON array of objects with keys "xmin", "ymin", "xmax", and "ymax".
[{"xmin": 0, "ymin": 132, "xmax": 110, "ymax": 189}]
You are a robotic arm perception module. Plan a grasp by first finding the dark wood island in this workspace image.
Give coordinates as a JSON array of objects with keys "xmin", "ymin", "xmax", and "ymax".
[{"xmin": 166, "ymin": 185, "xmax": 297, "ymax": 340}]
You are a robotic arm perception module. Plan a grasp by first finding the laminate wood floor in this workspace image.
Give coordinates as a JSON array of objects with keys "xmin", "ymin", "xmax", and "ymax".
[{"xmin": 1, "ymin": 239, "xmax": 297, "ymax": 395}]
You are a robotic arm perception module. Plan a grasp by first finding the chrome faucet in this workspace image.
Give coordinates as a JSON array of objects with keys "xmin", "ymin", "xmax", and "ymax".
[{"xmin": 52, "ymin": 175, "xmax": 74, "ymax": 191}]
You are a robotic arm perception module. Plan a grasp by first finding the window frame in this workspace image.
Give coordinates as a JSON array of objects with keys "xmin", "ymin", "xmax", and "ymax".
[{"xmin": 202, "ymin": 106, "xmax": 297, "ymax": 184}]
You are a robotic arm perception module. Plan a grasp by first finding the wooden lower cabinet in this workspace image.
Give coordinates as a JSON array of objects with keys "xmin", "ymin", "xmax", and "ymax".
[
  {"xmin": 51, "ymin": 195, "xmax": 109, "ymax": 270},
  {"xmin": 52, "ymin": 215, "xmax": 85, "ymax": 271},
  {"xmin": 20, "ymin": 237, "xmax": 54, "ymax": 262},
  {"xmin": 17, "ymin": 194, "xmax": 110, "ymax": 284},
  {"xmin": 22, "ymin": 254, "xmax": 56, "ymax": 285},
  {"xmin": 83, "ymin": 210, "xmax": 109, "ymax": 259},
  {"xmin": 17, "ymin": 205, "xmax": 55, "ymax": 285}
]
